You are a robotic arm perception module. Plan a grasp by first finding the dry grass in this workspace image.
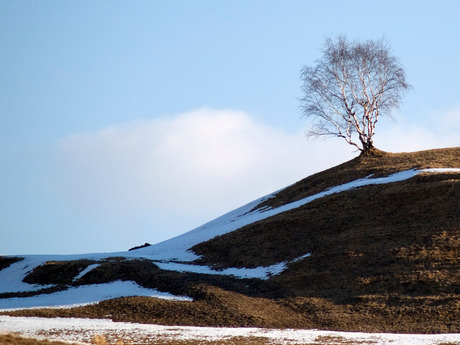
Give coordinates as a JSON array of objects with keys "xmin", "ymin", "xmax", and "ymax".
[
  {"xmin": 0, "ymin": 333, "xmax": 82, "ymax": 345},
  {"xmin": 91, "ymin": 334, "xmax": 133, "ymax": 345}
]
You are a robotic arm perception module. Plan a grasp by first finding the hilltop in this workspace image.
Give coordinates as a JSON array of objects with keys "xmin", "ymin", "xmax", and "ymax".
[{"xmin": 1, "ymin": 147, "xmax": 459, "ymax": 333}]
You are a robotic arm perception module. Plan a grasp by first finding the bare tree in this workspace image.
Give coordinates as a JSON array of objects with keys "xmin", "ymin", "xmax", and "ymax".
[{"xmin": 300, "ymin": 36, "xmax": 411, "ymax": 152}]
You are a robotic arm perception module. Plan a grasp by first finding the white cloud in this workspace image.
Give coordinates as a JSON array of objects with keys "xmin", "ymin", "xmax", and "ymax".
[
  {"xmin": 57, "ymin": 108, "xmax": 354, "ymax": 245},
  {"xmin": 375, "ymin": 108, "xmax": 460, "ymax": 152}
]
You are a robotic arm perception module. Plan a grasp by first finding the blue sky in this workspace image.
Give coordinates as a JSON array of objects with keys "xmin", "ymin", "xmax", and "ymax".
[{"xmin": 1, "ymin": 1, "xmax": 459, "ymax": 255}]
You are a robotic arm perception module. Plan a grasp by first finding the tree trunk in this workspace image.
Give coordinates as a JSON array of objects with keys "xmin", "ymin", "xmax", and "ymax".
[{"xmin": 360, "ymin": 137, "xmax": 374, "ymax": 152}]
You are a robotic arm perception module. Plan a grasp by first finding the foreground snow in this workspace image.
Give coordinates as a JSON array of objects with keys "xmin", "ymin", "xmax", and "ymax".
[
  {"xmin": 0, "ymin": 168, "xmax": 459, "ymax": 311},
  {"xmin": 0, "ymin": 316, "xmax": 459, "ymax": 345}
]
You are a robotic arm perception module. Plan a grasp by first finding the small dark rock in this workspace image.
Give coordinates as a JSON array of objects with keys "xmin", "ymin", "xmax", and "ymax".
[{"xmin": 128, "ymin": 242, "xmax": 151, "ymax": 251}]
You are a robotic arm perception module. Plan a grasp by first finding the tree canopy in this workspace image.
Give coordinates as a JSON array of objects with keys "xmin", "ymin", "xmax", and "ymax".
[{"xmin": 300, "ymin": 36, "xmax": 411, "ymax": 152}]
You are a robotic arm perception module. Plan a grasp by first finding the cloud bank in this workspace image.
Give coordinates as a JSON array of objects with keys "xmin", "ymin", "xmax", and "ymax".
[
  {"xmin": 375, "ymin": 108, "xmax": 460, "ymax": 152},
  {"xmin": 57, "ymin": 108, "xmax": 354, "ymax": 246}
]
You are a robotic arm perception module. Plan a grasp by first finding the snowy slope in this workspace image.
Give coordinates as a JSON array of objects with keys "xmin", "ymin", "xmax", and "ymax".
[{"xmin": 0, "ymin": 168, "xmax": 459, "ymax": 310}]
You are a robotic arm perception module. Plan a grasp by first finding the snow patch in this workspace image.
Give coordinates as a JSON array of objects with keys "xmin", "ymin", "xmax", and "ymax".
[
  {"xmin": 73, "ymin": 263, "xmax": 100, "ymax": 282},
  {"xmin": 0, "ymin": 281, "xmax": 191, "ymax": 310},
  {"xmin": 153, "ymin": 252, "xmax": 311, "ymax": 280},
  {"xmin": 0, "ymin": 257, "xmax": 53, "ymax": 294}
]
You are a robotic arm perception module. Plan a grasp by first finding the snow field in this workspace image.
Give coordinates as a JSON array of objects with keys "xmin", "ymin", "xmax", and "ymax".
[{"xmin": 0, "ymin": 316, "xmax": 459, "ymax": 345}]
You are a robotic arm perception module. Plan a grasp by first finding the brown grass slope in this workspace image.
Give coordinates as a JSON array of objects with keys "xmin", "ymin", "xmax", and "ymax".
[
  {"xmin": 3, "ymin": 147, "xmax": 460, "ymax": 333},
  {"xmin": 193, "ymin": 148, "xmax": 460, "ymax": 294},
  {"xmin": 190, "ymin": 147, "xmax": 460, "ymax": 331}
]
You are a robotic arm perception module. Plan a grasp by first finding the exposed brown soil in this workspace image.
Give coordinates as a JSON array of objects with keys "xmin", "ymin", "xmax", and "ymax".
[{"xmin": 2, "ymin": 147, "xmax": 460, "ymax": 334}]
